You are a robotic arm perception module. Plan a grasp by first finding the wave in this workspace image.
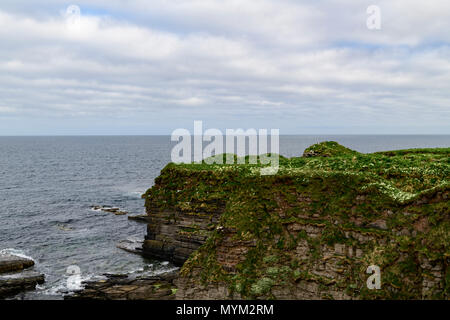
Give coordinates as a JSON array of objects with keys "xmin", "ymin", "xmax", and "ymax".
[
  {"xmin": 151, "ymin": 265, "xmax": 178, "ymax": 276},
  {"xmin": 38, "ymin": 273, "xmax": 104, "ymax": 296},
  {"xmin": 124, "ymin": 190, "xmax": 145, "ymax": 199},
  {"xmin": 35, "ymin": 262, "xmax": 178, "ymax": 298},
  {"xmin": 0, "ymin": 248, "xmax": 35, "ymax": 261}
]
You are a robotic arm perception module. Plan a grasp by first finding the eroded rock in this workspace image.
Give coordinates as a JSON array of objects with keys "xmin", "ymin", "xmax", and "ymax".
[
  {"xmin": 91, "ymin": 205, "xmax": 128, "ymax": 215},
  {"xmin": 0, "ymin": 254, "xmax": 35, "ymax": 274},
  {"xmin": 116, "ymin": 239, "xmax": 144, "ymax": 255},
  {"xmin": 0, "ymin": 253, "xmax": 45, "ymax": 299},
  {"xmin": 65, "ymin": 271, "xmax": 178, "ymax": 300}
]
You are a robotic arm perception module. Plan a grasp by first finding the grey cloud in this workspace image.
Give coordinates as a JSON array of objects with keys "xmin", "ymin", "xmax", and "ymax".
[{"xmin": 0, "ymin": 1, "xmax": 449, "ymax": 134}]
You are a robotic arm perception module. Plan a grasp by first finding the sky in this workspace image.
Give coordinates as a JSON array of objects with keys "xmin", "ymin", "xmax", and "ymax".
[{"xmin": 0, "ymin": 0, "xmax": 449, "ymax": 135}]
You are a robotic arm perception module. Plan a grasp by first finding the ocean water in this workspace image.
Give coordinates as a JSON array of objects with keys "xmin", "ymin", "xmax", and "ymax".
[{"xmin": 0, "ymin": 135, "xmax": 448, "ymax": 300}]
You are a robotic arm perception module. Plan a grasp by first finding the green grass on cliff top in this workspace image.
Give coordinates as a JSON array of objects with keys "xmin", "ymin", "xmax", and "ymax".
[{"xmin": 167, "ymin": 141, "xmax": 449, "ymax": 204}]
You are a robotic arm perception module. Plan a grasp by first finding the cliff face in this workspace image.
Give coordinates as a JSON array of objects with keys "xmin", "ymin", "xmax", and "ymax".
[
  {"xmin": 142, "ymin": 193, "xmax": 225, "ymax": 266},
  {"xmin": 142, "ymin": 143, "xmax": 449, "ymax": 300}
]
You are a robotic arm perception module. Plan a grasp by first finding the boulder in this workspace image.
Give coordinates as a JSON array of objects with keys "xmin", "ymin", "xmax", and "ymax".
[
  {"xmin": 0, "ymin": 271, "xmax": 45, "ymax": 299},
  {"xmin": 0, "ymin": 254, "xmax": 35, "ymax": 274},
  {"xmin": 0, "ymin": 253, "xmax": 45, "ymax": 298}
]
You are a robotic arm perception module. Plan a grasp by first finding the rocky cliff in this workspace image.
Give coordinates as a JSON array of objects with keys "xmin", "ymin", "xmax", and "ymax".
[{"xmin": 141, "ymin": 142, "xmax": 449, "ymax": 300}]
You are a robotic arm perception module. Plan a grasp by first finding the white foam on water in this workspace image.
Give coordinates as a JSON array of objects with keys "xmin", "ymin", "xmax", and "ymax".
[
  {"xmin": 125, "ymin": 261, "xmax": 178, "ymax": 278},
  {"xmin": 128, "ymin": 266, "xmax": 145, "ymax": 274},
  {"xmin": 131, "ymin": 190, "xmax": 144, "ymax": 197},
  {"xmin": 0, "ymin": 248, "xmax": 35, "ymax": 262},
  {"xmin": 37, "ymin": 283, "xmax": 67, "ymax": 296},
  {"xmin": 39, "ymin": 273, "xmax": 103, "ymax": 296},
  {"xmin": 152, "ymin": 266, "xmax": 178, "ymax": 276},
  {"xmin": 36, "ymin": 262, "xmax": 178, "ymax": 298},
  {"xmin": 89, "ymin": 207, "xmax": 119, "ymax": 214},
  {"xmin": 122, "ymin": 189, "xmax": 145, "ymax": 199}
]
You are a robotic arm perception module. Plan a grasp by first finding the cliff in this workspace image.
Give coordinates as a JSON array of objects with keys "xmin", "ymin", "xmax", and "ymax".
[{"xmin": 141, "ymin": 142, "xmax": 449, "ymax": 300}]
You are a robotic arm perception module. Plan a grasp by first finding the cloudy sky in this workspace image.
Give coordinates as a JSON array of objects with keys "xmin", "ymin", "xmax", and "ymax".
[{"xmin": 0, "ymin": 0, "xmax": 449, "ymax": 135}]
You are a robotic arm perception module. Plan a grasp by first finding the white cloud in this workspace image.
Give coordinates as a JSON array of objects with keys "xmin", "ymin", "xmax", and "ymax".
[
  {"xmin": 0, "ymin": 106, "xmax": 16, "ymax": 114},
  {"xmin": 0, "ymin": 1, "xmax": 449, "ymax": 134}
]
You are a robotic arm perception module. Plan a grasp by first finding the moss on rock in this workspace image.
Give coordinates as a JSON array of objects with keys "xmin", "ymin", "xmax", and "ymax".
[
  {"xmin": 143, "ymin": 142, "xmax": 449, "ymax": 300},
  {"xmin": 303, "ymin": 141, "xmax": 359, "ymax": 158}
]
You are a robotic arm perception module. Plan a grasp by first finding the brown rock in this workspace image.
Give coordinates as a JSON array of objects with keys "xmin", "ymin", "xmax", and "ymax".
[
  {"xmin": 413, "ymin": 217, "xmax": 430, "ymax": 233},
  {"xmin": 0, "ymin": 254, "xmax": 35, "ymax": 274},
  {"xmin": 0, "ymin": 271, "xmax": 45, "ymax": 299},
  {"xmin": 128, "ymin": 215, "xmax": 150, "ymax": 223},
  {"xmin": 116, "ymin": 239, "xmax": 144, "ymax": 255},
  {"xmin": 367, "ymin": 219, "xmax": 388, "ymax": 230},
  {"xmin": 65, "ymin": 271, "xmax": 178, "ymax": 300}
]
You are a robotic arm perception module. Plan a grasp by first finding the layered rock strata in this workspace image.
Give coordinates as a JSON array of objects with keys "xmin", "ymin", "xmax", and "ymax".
[
  {"xmin": 0, "ymin": 253, "xmax": 45, "ymax": 298},
  {"xmin": 142, "ymin": 197, "xmax": 225, "ymax": 266},
  {"xmin": 66, "ymin": 271, "xmax": 178, "ymax": 300},
  {"xmin": 140, "ymin": 143, "xmax": 449, "ymax": 300}
]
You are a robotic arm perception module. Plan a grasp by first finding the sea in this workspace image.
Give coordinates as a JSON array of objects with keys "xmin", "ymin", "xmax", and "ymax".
[{"xmin": 0, "ymin": 135, "xmax": 448, "ymax": 299}]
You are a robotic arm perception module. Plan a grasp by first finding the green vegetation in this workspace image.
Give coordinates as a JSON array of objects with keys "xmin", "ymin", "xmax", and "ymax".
[
  {"xmin": 143, "ymin": 142, "xmax": 449, "ymax": 299},
  {"xmin": 303, "ymin": 141, "xmax": 359, "ymax": 157}
]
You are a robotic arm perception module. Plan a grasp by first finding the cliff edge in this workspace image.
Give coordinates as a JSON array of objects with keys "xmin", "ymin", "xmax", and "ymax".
[{"xmin": 142, "ymin": 142, "xmax": 449, "ymax": 300}]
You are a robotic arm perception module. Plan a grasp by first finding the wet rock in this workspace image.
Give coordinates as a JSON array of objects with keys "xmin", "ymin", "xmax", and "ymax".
[
  {"xmin": 128, "ymin": 214, "xmax": 150, "ymax": 223},
  {"xmin": 57, "ymin": 224, "xmax": 73, "ymax": 231},
  {"xmin": 0, "ymin": 254, "xmax": 35, "ymax": 274},
  {"xmin": 103, "ymin": 273, "xmax": 128, "ymax": 279},
  {"xmin": 0, "ymin": 253, "xmax": 45, "ymax": 298},
  {"xmin": 0, "ymin": 271, "xmax": 45, "ymax": 299},
  {"xmin": 116, "ymin": 239, "xmax": 144, "ymax": 255},
  {"xmin": 65, "ymin": 271, "xmax": 178, "ymax": 300},
  {"xmin": 91, "ymin": 205, "xmax": 128, "ymax": 215}
]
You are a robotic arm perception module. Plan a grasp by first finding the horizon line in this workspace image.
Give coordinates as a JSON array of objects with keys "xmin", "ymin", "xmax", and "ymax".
[{"xmin": 0, "ymin": 133, "xmax": 449, "ymax": 137}]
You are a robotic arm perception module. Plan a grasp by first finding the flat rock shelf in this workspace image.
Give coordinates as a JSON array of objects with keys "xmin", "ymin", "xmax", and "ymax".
[
  {"xmin": 65, "ymin": 271, "xmax": 178, "ymax": 300},
  {"xmin": 0, "ymin": 253, "xmax": 45, "ymax": 298}
]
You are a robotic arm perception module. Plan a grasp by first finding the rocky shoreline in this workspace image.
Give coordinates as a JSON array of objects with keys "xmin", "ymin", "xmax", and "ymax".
[
  {"xmin": 66, "ymin": 142, "xmax": 449, "ymax": 300},
  {"xmin": 65, "ymin": 271, "xmax": 178, "ymax": 300},
  {"xmin": 0, "ymin": 253, "xmax": 45, "ymax": 299}
]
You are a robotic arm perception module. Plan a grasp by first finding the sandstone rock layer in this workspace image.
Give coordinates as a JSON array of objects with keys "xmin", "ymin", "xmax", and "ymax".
[{"xmin": 141, "ymin": 144, "xmax": 449, "ymax": 300}]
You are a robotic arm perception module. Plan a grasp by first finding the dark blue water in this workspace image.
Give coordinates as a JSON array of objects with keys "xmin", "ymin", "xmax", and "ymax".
[{"xmin": 0, "ymin": 135, "xmax": 448, "ymax": 299}]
